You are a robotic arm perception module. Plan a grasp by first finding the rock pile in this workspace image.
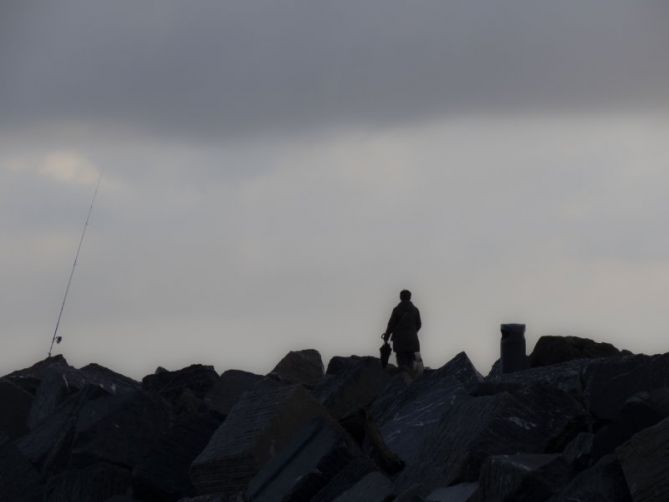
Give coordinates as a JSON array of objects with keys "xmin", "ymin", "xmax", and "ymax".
[{"xmin": 1, "ymin": 338, "xmax": 668, "ymax": 501}]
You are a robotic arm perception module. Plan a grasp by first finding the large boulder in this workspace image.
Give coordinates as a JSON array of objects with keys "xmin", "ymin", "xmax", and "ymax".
[
  {"xmin": 5, "ymin": 355, "xmax": 136, "ymax": 395},
  {"xmin": 70, "ymin": 389, "xmax": 171, "ymax": 469},
  {"xmin": 132, "ymin": 411, "xmax": 223, "ymax": 501},
  {"xmin": 246, "ymin": 417, "xmax": 363, "ymax": 502},
  {"xmin": 0, "ymin": 379, "xmax": 33, "ymax": 439},
  {"xmin": 561, "ymin": 432, "xmax": 595, "ymax": 472},
  {"xmin": 395, "ymin": 383, "xmax": 587, "ymax": 491},
  {"xmin": 178, "ymin": 496, "xmax": 225, "ymax": 502},
  {"xmin": 394, "ymin": 484, "xmax": 430, "ymax": 501},
  {"xmin": 204, "ymin": 369, "xmax": 263, "ymax": 416},
  {"xmin": 269, "ymin": 349, "xmax": 325, "ymax": 387},
  {"xmin": 428, "ymin": 352, "xmax": 483, "ymax": 393},
  {"xmin": 6, "ymin": 357, "xmax": 89, "ymax": 433},
  {"xmin": 593, "ymin": 389, "xmax": 669, "ymax": 460},
  {"xmin": 44, "ymin": 462, "xmax": 132, "ymax": 502},
  {"xmin": 3, "ymin": 355, "xmax": 71, "ymax": 395},
  {"xmin": 315, "ymin": 356, "xmax": 390, "ymax": 420},
  {"xmin": 78, "ymin": 363, "xmax": 140, "ymax": 395},
  {"xmin": 190, "ymin": 384, "xmax": 335, "ymax": 497},
  {"xmin": 18, "ymin": 359, "xmax": 139, "ymax": 431},
  {"xmin": 425, "ymin": 483, "xmax": 478, "ymax": 502},
  {"xmin": 0, "ymin": 441, "xmax": 44, "ymax": 502},
  {"xmin": 482, "ymin": 358, "xmax": 592, "ymax": 398},
  {"xmin": 142, "ymin": 364, "xmax": 220, "ymax": 407},
  {"xmin": 530, "ymin": 336, "xmax": 626, "ymax": 368},
  {"xmin": 371, "ymin": 352, "xmax": 484, "ymax": 423},
  {"xmin": 475, "ymin": 454, "xmax": 571, "ymax": 502},
  {"xmin": 331, "ymin": 471, "xmax": 394, "ymax": 502},
  {"xmin": 374, "ymin": 375, "xmax": 469, "ymax": 472},
  {"xmin": 17, "ymin": 385, "xmax": 110, "ymax": 475},
  {"xmin": 547, "ymin": 455, "xmax": 632, "ymax": 502},
  {"xmin": 369, "ymin": 352, "xmax": 490, "ymax": 470},
  {"xmin": 616, "ymin": 415, "xmax": 669, "ymax": 502},
  {"xmin": 27, "ymin": 367, "xmax": 84, "ymax": 430},
  {"xmin": 326, "ymin": 355, "xmax": 374, "ymax": 376},
  {"xmin": 309, "ymin": 457, "xmax": 378, "ymax": 501},
  {"xmin": 368, "ymin": 373, "xmax": 412, "ymax": 424},
  {"xmin": 584, "ymin": 353, "xmax": 669, "ymax": 420}
]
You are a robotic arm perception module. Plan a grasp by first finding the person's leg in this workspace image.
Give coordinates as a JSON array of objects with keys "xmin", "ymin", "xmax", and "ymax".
[{"xmin": 396, "ymin": 351, "xmax": 414, "ymax": 372}]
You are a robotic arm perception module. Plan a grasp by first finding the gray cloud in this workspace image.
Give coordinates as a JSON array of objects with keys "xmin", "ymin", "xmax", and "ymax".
[
  {"xmin": 1, "ymin": 1, "xmax": 668, "ymax": 137},
  {"xmin": 2, "ymin": 2, "xmax": 669, "ymax": 378}
]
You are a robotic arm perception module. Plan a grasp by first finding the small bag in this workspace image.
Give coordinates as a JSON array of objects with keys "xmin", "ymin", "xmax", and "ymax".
[{"xmin": 380, "ymin": 340, "xmax": 392, "ymax": 369}]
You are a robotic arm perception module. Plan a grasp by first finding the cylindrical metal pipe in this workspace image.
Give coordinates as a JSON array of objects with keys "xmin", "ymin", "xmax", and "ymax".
[{"xmin": 500, "ymin": 323, "xmax": 528, "ymax": 373}]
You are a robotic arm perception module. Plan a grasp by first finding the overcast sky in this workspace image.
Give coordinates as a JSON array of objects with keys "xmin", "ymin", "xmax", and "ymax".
[{"xmin": 1, "ymin": 1, "xmax": 668, "ymax": 378}]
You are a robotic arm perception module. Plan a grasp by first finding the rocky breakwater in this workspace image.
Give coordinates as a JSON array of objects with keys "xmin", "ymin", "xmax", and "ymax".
[{"xmin": 1, "ymin": 338, "xmax": 669, "ymax": 501}]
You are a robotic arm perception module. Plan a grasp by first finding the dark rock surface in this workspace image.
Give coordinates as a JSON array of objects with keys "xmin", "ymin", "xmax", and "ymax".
[
  {"xmin": 0, "ymin": 379, "xmax": 32, "ymax": 439},
  {"xmin": 561, "ymin": 432, "xmax": 594, "ymax": 471},
  {"xmin": 79, "ymin": 363, "xmax": 140, "ymax": 394},
  {"xmin": 204, "ymin": 369, "xmax": 262, "ymax": 416},
  {"xmin": 310, "ymin": 457, "xmax": 378, "ymax": 501},
  {"xmin": 0, "ymin": 340, "xmax": 667, "ymax": 501},
  {"xmin": 132, "ymin": 411, "xmax": 223, "ymax": 501},
  {"xmin": 23, "ymin": 358, "xmax": 140, "ymax": 432},
  {"xmin": 17, "ymin": 384, "xmax": 109, "ymax": 474},
  {"xmin": 178, "ymin": 496, "xmax": 225, "ymax": 502},
  {"xmin": 483, "ymin": 358, "xmax": 592, "ymax": 398},
  {"xmin": 4, "ymin": 355, "xmax": 71, "ymax": 393},
  {"xmin": 592, "ymin": 389, "xmax": 669, "ymax": 460},
  {"xmin": 616, "ymin": 415, "xmax": 669, "ymax": 502},
  {"xmin": 70, "ymin": 389, "xmax": 171, "ymax": 469},
  {"xmin": 425, "ymin": 483, "xmax": 478, "ymax": 502},
  {"xmin": 331, "ymin": 471, "xmax": 394, "ymax": 501},
  {"xmin": 269, "ymin": 348, "xmax": 325, "ymax": 387},
  {"xmin": 475, "ymin": 454, "xmax": 571, "ymax": 502},
  {"xmin": 584, "ymin": 353, "xmax": 669, "ymax": 420},
  {"xmin": 190, "ymin": 383, "xmax": 333, "ymax": 497},
  {"xmin": 142, "ymin": 364, "xmax": 219, "ymax": 410},
  {"xmin": 530, "ymin": 335, "xmax": 626, "ymax": 368},
  {"xmin": 369, "ymin": 373, "xmax": 411, "ymax": 423},
  {"xmin": 45, "ymin": 462, "xmax": 132, "ymax": 502},
  {"xmin": 395, "ymin": 383, "xmax": 586, "ymax": 490},
  {"xmin": 375, "ymin": 374, "xmax": 469, "ymax": 473},
  {"xmin": 246, "ymin": 417, "xmax": 361, "ymax": 501},
  {"xmin": 429, "ymin": 352, "xmax": 483, "ymax": 392},
  {"xmin": 0, "ymin": 440, "xmax": 44, "ymax": 502},
  {"xmin": 27, "ymin": 366, "xmax": 83, "ymax": 429},
  {"xmin": 547, "ymin": 455, "xmax": 632, "ymax": 502},
  {"xmin": 316, "ymin": 356, "xmax": 390, "ymax": 419}
]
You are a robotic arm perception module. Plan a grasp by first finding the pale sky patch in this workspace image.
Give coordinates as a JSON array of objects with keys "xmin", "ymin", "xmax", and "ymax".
[
  {"xmin": 39, "ymin": 151, "xmax": 99, "ymax": 185},
  {"xmin": 3, "ymin": 111, "xmax": 668, "ymax": 376},
  {"xmin": 1, "ymin": 150, "xmax": 100, "ymax": 185}
]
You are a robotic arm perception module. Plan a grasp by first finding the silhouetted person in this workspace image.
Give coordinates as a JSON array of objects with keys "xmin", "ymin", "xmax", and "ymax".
[{"xmin": 382, "ymin": 290, "xmax": 421, "ymax": 371}]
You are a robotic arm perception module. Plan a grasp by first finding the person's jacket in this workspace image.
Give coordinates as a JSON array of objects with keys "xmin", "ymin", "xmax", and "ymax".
[{"xmin": 385, "ymin": 300, "xmax": 421, "ymax": 353}]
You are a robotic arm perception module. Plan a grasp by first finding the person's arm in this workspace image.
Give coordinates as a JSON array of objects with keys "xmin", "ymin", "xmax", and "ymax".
[
  {"xmin": 383, "ymin": 308, "xmax": 398, "ymax": 341},
  {"xmin": 416, "ymin": 308, "xmax": 422, "ymax": 332}
]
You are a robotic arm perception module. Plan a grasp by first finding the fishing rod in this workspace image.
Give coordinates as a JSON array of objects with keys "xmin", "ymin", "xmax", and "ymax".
[{"xmin": 48, "ymin": 170, "xmax": 104, "ymax": 358}]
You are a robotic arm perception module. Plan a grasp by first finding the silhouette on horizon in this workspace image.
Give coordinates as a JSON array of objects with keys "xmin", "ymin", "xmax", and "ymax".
[{"xmin": 382, "ymin": 289, "xmax": 422, "ymax": 372}]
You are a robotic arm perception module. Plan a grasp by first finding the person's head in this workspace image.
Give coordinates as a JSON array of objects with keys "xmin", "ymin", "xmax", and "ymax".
[{"xmin": 399, "ymin": 289, "xmax": 412, "ymax": 302}]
